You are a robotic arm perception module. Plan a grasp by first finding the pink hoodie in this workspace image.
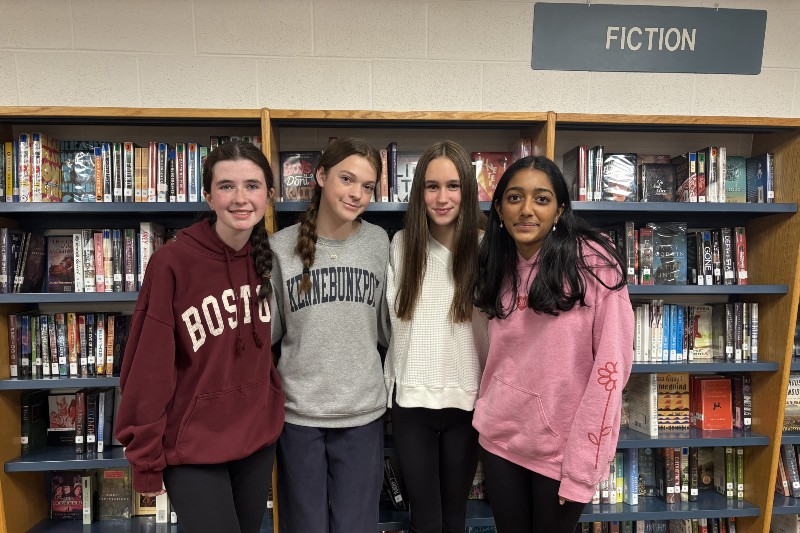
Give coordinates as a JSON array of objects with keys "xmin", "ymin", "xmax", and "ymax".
[{"xmin": 473, "ymin": 242, "xmax": 634, "ymax": 503}]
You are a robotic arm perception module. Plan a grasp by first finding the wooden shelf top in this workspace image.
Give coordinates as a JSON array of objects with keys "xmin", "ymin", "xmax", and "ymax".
[
  {"xmin": 268, "ymin": 109, "xmax": 551, "ymax": 122},
  {"xmin": 0, "ymin": 106, "xmax": 261, "ymax": 119},
  {"xmin": 557, "ymin": 113, "xmax": 800, "ymax": 129}
]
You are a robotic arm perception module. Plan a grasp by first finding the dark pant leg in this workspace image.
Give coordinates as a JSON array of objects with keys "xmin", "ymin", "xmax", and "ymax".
[
  {"xmin": 438, "ymin": 409, "xmax": 480, "ymax": 533},
  {"xmin": 530, "ymin": 471, "xmax": 586, "ymax": 533},
  {"xmin": 164, "ymin": 462, "xmax": 241, "ymax": 533},
  {"xmin": 480, "ymin": 447, "xmax": 533, "ymax": 533},
  {"xmin": 229, "ymin": 443, "xmax": 277, "ymax": 533},
  {"xmin": 391, "ymin": 404, "xmax": 443, "ymax": 533},
  {"xmin": 326, "ymin": 418, "xmax": 384, "ymax": 533},
  {"xmin": 277, "ymin": 423, "xmax": 328, "ymax": 533}
]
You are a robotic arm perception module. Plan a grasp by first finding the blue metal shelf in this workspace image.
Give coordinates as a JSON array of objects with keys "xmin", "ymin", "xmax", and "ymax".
[
  {"xmin": 0, "ymin": 376, "xmax": 119, "ymax": 390},
  {"xmin": 628, "ymin": 285, "xmax": 786, "ymax": 296},
  {"xmin": 0, "ymin": 292, "xmax": 138, "ymax": 304},
  {"xmin": 5, "ymin": 446, "xmax": 128, "ymax": 472},
  {"xmin": 616, "ymin": 427, "xmax": 768, "ymax": 449},
  {"xmin": 631, "ymin": 361, "xmax": 777, "ymax": 373},
  {"xmin": 782, "ymin": 432, "xmax": 800, "ymax": 445},
  {"xmin": 27, "ymin": 514, "xmax": 274, "ymax": 532},
  {"xmin": 580, "ymin": 492, "xmax": 759, "ymax": 522},
  {"xmin": 773, "ymin": 493, "xmax": 800, "ymax": 515},
  {"xmin": 0, "ymin": 202, "xmax": 209, "ymax": 215},
  {"xmin": 791, "ymin": 358, "xmax": 800, "ymax": 372}
]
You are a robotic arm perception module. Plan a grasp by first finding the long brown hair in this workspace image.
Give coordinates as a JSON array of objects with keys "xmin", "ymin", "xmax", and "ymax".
[
  {"xmin": 295, "ymin": 137, "xmax": 382, "ymax": 294},
  {"xmin": 202, "ymin": 141, "xmax": 274, "ymax": 302},
  {"xmin": 395, "ymin": 141, "xmax": 485, "ymax": 323}
]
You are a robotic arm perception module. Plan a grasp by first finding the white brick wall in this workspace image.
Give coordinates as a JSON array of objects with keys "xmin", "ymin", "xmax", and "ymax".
[{"xmin": 0, "ymin": 0, "xmax": 797, "ymax": 117}]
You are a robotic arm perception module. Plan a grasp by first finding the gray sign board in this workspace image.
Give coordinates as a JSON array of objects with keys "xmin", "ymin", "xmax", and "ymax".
[{"xmin": 532, "ymin": 3, "xmax": 766, "ymax": 74}]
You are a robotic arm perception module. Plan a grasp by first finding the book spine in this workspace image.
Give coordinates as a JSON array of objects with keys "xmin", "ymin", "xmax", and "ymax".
[
  {"xmin": 157, "ymin": 143, "xmax": 168, "ymax": 202},
  {"xmin": 711, "ymin": 230, "xmax": 722, "ymax": 285},
  {"xmin": 689, "ymin": 446, "xmax": 699, "ymax": 502},
  {"xmin": 734, "ymin": 226, "xmax": 748, "ymax": 285},
  {"xmin": 40, "ymin": 315, "xmax": 50, "ymax": 377},
  {"xmin": 176, "ymin": 143, "xmax": 186, "ymax": 202},
  {"xmin": 72, "ymin": 233, "xmax": 84, "ymax": 293},
  {"xmin": 106, "ymin": 315, "xmax": 115, "ymax": 375},
  {"xmin": 82, "ymin": 229, "xmax": 96, "ymax": 292},
  {"xmin": 112, "ymin": 229, "xmax": 123, "ymax": 292},
  {"xmin": 48, "ymin": 314, "xmax": 59, "ymax": 376},
  {"xmin": 18, "ymin": 133, "xmax": 30, "ymax": 202},
  {"xmin": 67, "ymin": 312, "xmax": 78, "ymax": 377},
  {"xmin": 112, "ymin": 142, "xmax": 123, "ymax": 202},
  {"xmin": 623, "ymin": 447, "xmax": 638, "ymax": 505},
  {"xmin": 123, "ymin": 142, "xmax": 135, "ymax": 202},
  {"xmin": 767, "ymin": 152, "xmax": 775, "ymax": 203},
  {"xmin": 93, "ymin": 146, "xmax": 103, "ymax": 202},
  {"xmin": 55, "ymin": 313, "xmax": 68, "ymax": 377},
  {"xmin": 75, "ymin": 390, "xmax": 86, "ymax": 454},
  {"xmin": 680, "ymin": 447, "xmax": 689, "ymax": 502},
  {"xmin": 93, "ymin": 232, "xmax": 105, "ymax": 293},
  {"xmin": 31, "ymin": 133, "xmax": 43, "ymax": 202},
  {"xmin": 383, "ymin": 458, "xmax": 406, "ymax": 511},
  {"xmin": 95, "ymin": 313, "xmax": 106, "ymax": 376},
  {"xmin": 187, "ymin": 143, "xmax": 198, "ymax": 202},
  {"xmin": 750, "ymin": 303, "xmax": 758, "ymax": 362},
  {"xmin": 735, "ymin": 447, "xmax": 744, "ymax": 500},
  {"xmin": 718, "ymin": 147, "xmax": 727, "ymax": 203},
  {"xmin": 103, "ymin": 229, "xmax": 112, "ymax": 293},
  {"xmin": 86, "ymin": 313, "xmax": 95, "ymax": 377},
  {"xmin": 8, "ymin": 314, "xmax": 18, "ymax": 378}
]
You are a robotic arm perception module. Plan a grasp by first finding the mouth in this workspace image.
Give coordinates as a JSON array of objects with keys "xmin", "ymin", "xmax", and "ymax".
[
  {"xmin": 342, "ymin": 201, "xmax": 360, "ymax": 211},
  {"xmin": 230, "ymin": 210, "xmax": 252, "ymax": 218},
  {"xmin": 433, "ymin": 208, "xmax": 451, "ymax": 215},
  {"xmin": 514, "ymin": 222, "xmax": 539, "ymax": 230}
]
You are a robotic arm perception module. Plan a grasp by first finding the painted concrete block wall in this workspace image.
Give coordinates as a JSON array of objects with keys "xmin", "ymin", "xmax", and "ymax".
[{"xmin": 0, "ymin": 0, "xmax": 798, "ymax": 116}]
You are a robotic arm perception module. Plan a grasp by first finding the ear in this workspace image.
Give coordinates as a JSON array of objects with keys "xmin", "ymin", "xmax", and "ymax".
[
  {"xmin": 494, "ymin": 201, "xmax": 502, "ymax": 220},
  {"xmin": 267, "ymin": 187, "xmax": 276, "ymax": 201},
  {"xmin": 315, "ymin": 167, "xmax": 326, "ymax": 188},
  {"xmin": 556, "ymin": 203, "xmax": 565, "ymax": 220},
  {"xmin": 203, "ymin": 190, "xmax": 213, "ymax": 209}
]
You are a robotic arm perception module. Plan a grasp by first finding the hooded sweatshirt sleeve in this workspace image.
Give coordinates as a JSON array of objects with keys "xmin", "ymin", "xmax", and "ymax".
[
  {"xmin": 114, "ymin": 257, "xmax": 178, "ymax": 494},
  {"xmin": 559, "ymin": 287, "xmax": 634, "ymax": 503}
]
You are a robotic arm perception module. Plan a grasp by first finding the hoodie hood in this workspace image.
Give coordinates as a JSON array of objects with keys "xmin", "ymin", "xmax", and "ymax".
[{"xmin": 178, "ymin": 219, "xmax": 264, "ymax": 351}]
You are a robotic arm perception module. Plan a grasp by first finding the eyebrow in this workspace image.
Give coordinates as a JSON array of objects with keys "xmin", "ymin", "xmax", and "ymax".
[{"xmin": 506, "ymin": 186, "xmax": 553, "ymax": 194}]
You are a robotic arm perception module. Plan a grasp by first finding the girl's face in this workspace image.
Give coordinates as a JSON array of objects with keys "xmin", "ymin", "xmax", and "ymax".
[
  {"xmin": 423, "ymin": 157, "xmax": 461, "ymax": 230},
  {"xmin": 317, "ymin": 155, "xmax": 377, "ymax": 225},
  {"xmin": 204, "ymin": 159, "xmax": 272, "ymax": 249},
  {"xmin": 496, "ymin": 168, "xmax": 564, "ymax": 260}
]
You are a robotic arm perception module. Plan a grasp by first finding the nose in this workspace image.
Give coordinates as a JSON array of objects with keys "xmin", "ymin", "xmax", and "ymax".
[
  {"xmin": 234, "ymin": 186, "xmax": 247, "ymax": 203},
  {"xmin": 436, "ymin": 187, "xmax": 448, "ymax": 203},
  {"xmin": 520, "ymin": 197, "xmax": 535, "ymax": 216}
]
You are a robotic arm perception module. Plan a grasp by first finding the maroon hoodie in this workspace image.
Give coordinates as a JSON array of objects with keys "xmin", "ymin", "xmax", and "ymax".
[{"xmin": 115, "ymin": 220, "xmax": 284, "ymax": 493}]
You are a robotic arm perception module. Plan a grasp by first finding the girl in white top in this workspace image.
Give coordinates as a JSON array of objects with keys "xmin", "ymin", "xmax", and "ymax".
[{"xmin": 385, "ymin": 140, "xmax": 488, "ymax": 533}]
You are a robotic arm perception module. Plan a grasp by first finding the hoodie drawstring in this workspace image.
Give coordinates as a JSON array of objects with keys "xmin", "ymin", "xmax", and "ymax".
[
  {"xmin": 245, "ymin": 254, "xmax": 264, "ymax": 349},
  {"xmin": 223, "ymin": 249, "xmax": 248, "ymax": 353}
]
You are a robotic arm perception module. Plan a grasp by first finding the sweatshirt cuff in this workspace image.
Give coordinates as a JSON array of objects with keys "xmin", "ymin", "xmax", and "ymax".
[
  {"xmin": 558, "ymin": 475, "xmax": 596, "ymax": 504},
  {"xmin": 132, "ymin": 466, "xmax": 164, "ymax": 494}
]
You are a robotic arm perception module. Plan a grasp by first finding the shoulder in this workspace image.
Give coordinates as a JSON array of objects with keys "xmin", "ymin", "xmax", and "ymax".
[
  {"xmin": 360, "ymin": 220, "xmax": 390, "ymax": 248},
  {"xmin": 390, "ymin": 229, "xmax": 405, "ymax": 253},
  {"xmin": 269, "ymin": 224, "xmax": 300, "ymax": 253}
]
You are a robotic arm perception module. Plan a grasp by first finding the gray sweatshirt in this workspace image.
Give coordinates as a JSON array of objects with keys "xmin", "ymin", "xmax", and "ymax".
[{"xmin": 270, "ymin": 221, "xmax": 391, "ymax": 428}]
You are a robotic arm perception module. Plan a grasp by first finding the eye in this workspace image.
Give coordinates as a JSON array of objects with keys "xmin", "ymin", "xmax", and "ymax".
[
  {"xmin": 426, "ymin": 184, "xmax": 438, "ymax": 191},
  {"xmin": 536, "ymin": 195, "xmax": 551, "ymax": 204},
  {"xmin": 506, "ymin": 193, "xmax": 522, "ymax": 202},
  {"xmin": 341, "ymin": 175, "xmax": 352, "ymax": 184},
  {"xmin": 218, "ymin": 183, "xmax": 234, "ymax": 190},
  {"xmin": 447, "ymin": 183, "xmax": 461, "ymax": 191},
  {"xmin": 363, "ymin": 183, "xmax": 375, "ymax": 192},
  {"xmin": 247, "ymin": 182, "xmax": 263, "ymax": 190}
]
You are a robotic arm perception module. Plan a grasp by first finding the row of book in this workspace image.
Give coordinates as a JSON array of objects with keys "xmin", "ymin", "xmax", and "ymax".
[
  {"xmin": 783, "ymin": 373, "xmax": 800, "ymax": 432},
  {"xmin": 578, "ymin": 518, "xmax": 741, "ymax": 533},
  {"xmin": 8, "ymin": 312, "xmax": 131, "ymax": 379},
  {"xmin": 606, "ymin": 223, "xmax": 749, "ymax": 286},
  {"xmin": 0, "ymin": 221, "xmax": 167, "ymax": 294},
  {"xmin": 1, "ymin": 135, "xmax": 260, "ymax": 203},
  {"xmin": 633, "ymin": 302, "xmax": 759, "ymax": 363},
  {"xmin": 22, "ymin": 386, "xmax": 121, "ymax": 456},
  {"xmin": 776, "ymin": 444, "xmax": 800, "ymax": 499},
  {"xmin": 563, "ymin": 145, "xmax": 774, "ymax": 204},
  {"xmin": 625, "ymin": 373, "xmax": 750, "ymax": 437},
  {"xmin": 592, "ymin": 446, "xmax": 745, "ymax": 506},
  {"xmin": 278, "ymin": 138, "xmax": 534, "ymax": 204}
]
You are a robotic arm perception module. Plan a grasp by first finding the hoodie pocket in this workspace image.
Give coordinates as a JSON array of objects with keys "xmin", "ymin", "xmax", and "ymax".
[
  {"xmin": 473, "ymin": 374, "xmax": 563, "ymax": 460},
  {"xmin": 176, "ymin": 377, "xmax": 285, "ymax": 464}
]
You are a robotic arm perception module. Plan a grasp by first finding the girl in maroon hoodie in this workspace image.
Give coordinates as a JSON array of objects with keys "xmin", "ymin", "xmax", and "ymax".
[
  {"xmin": 472, "ymin": 156, "xmax": 633, "ymax": 532},
  {"xmin": 115, "ymin": 142, "xmax": 285, "ymax": 533}
]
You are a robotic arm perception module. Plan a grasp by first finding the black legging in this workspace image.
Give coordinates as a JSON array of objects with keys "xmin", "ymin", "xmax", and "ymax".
[
  {"xmin": 391, "ymin": 403, "xmax": 480, "ymax": 533},
  {"xmin": 480, "ymin": 447, "xmax": 586, "ymax": 533},
  {"xmin": 163, "ymin": 443, "xmax": 276, "ymax": 533}
]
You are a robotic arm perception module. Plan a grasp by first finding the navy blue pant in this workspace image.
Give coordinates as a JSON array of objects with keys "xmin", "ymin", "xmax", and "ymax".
[
  {"xmin": 163, "ymin": 443, "xmax": 276, "ymax": 533},
  {"xmin": 391, "ymin": 403, "xmax": 479, "ymax": 533},
  {"xmin": 277, "ymin": 419, "xmax": 384, "ymax": 533},
  {"xmin": 481, "ymin": 447, "xmax": 586, "ymax": 533}
]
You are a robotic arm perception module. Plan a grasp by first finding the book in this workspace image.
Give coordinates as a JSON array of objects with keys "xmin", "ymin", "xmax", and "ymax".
[
  {"xmin": 627, "ymin": 374, "xmax": 658, "ymax": 436},
  {"xmin": 50, "ymin": 471, "xmax": 84, "ymax": 519},
  {"xmin": 279, "ymin": 151, "xmax": 321, "ymax": 202},
  {"xmin": 98, "ymin": 468, "xmax": 132, "ymax": 519},
  {"xmin": 15, "ymin": 232, "xmax": 47, "ymax": 293},
  {"xmin": 657, "ymin": 373, "xmax": 690, "ymax": 430},
  {"xmin": 472, "ymin": 152, "xmax": 511, "ymax": 202},
  {"xmin": 725, "ymin": 156, "xmax": 746, "ymax": 203},
  {"xmin": 641, "ymin": 163, "xmax": 676, "ymax": 202},
  {"xmin": 395, "ymin": 152, "xmax": 421, "ymax": 202},
  {"xmin": 20, "ymin": 389, "xmax": 48, "ymax": 455},
  {"xmin": 134, "ymin": 491, "xmax": 157, "ymax": 516},
  {"xmin": 383, "ymin": 456, "xmax": 407, "ymax": 511},
  {"xmin": 648, "ymin": 222, "xmax": 687, "ymax": 285},
  {"xmin": 745, "ymin": 152, "xmax": 773, "ymax": 203},
  {"xmin": 82, "ymin": 472, "xmax": 96, "ymax": 524},
  {"xmin": 47, "ymin": 389, "xmax": 79, "ymax": 446},
  {"xmin": 46, "ymin": 235, "xmax": 75, "ymax": 293},
  {"xmin": 601, "ymin": 153, "xmax": 637, "ymax": 201},
  {"xmin": 784, "ymin": 373, "xmax": 800, "ymax": 431},
  {"xmin": 694, "ymin": 378, "xmax": 732, "ymax": 430}
]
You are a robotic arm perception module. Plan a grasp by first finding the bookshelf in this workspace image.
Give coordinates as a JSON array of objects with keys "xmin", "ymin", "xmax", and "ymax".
[
  {"xmin": 0, "ymin": 107, "xmax": 798, "ymax": 533},
  {"xmin": 263, "ymin": 109, "xmax": 800, "ymax": 533},
  {"xmin": 0, "ymin": 107, "xmax": 269, "ymax": 533}
]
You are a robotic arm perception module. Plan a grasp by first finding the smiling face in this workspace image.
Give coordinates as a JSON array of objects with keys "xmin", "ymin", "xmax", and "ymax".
[
  {"xmin": 204, "ymin": 158, "xmax": 271, "ymax": 250},
  {"xmin": 496, "ymin": 168, "xmax": 564, "ymax": 260},
  {"xmin": 317, "ymin": 154, "xmax": 378, "ymax": 226},
  {"xmin": 423, "ymin": 156, "xmax": 462, "ymax": 231}
]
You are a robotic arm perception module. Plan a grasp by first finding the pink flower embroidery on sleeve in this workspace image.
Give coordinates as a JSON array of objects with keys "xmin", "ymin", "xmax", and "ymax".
[{"xmin": 588, "ymin": 361, "xmax": 618, "ymax": 468}]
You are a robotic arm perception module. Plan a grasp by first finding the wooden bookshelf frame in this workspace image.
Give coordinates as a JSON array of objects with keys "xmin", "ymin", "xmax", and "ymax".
[{"xmin": 0, "ymin": 107, "xmax": 797, "ymax": 533}]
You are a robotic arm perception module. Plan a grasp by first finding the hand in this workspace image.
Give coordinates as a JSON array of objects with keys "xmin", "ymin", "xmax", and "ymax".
[
  {"xmin": 141, "ymin": 489, "xmax": 166, "ymax": 497},
  {"xmin": 559, "ymin": 496, "xmax": 571, "ymax": 505}
]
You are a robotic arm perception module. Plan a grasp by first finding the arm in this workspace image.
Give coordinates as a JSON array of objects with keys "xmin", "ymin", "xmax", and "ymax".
[
  {"xmin": 559, "ymin": 289, "xmax": 634, "ymax": 503},
  {"xmin": 269, "ymin": 252, "xmax": 285, "ymax": 345},
  {"xmin": 113, "ymin": 265, "xmax": 178, "ymax": 494}
]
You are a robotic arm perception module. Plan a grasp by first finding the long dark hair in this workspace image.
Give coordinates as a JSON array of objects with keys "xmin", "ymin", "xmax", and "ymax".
[
  {"xmin": 395, "ymin": 141, "xmax": 485, "ymax": 323},
  {"xmin": 203, "ymin": 141, "xmax": 274, "ymax": 303},
  {"xmin": 295, "ymin": 137, "xmax": 382, "ymax": 294},
  {"xmin": 473, "ymin": 155, "xmax": 625, "ymax": 319}
]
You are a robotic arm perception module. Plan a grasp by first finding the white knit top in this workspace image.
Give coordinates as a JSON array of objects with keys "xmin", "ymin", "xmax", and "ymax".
[{"xmin": 384, "ymin": 230, "xmax": 488, "ymax": 410}]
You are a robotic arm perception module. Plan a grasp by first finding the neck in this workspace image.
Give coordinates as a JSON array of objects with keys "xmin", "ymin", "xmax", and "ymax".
[
  {"xmin": 429, "ymin": 223, "xmax": 456, "ymax": 251},
  {"xmin": 517, "ymin": 243, "xmax": 541, "ymax": 261},
  {"xmin": 316, "ymin": 208, "xmax": 359, "ymax": 240},
  {"xmin": 212, "ymin": 223, "xmax": 250, "ymax": 251}
]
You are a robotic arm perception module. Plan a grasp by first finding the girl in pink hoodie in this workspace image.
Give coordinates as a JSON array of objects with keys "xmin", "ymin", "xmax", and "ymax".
[{"xmin": 472, "ymin": 156, "xmax": 634, "ymax": 532}]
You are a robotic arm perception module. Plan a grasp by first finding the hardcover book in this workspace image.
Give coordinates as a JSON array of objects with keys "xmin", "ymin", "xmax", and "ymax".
[
  {"xmin": 641, "ymin": 163, "xmax": 676, "ymax": 202},
  {"xmin": 472, "ymin": 152, "xmax": 511, "ymax": 202},
  {"xmin": 279, "ymin": 151, "xmax": 321, "ymax": 202},
  {"xmin": 395, "ymin": 152, "xmax": 421, "ymax": 203},
  {"xmin": 20, "ymin": 389, "xmax": 48, "ymax": 455},
  {"xmin": 601, "ymin": 153, "xmax": 637, "ymax": 201},
  {"xmin": 98, "ymin": 468, "xmax": 132, "ymax": 519},
  {"xmin": 648, "ymin": 222, "xmax": 687, "ymax": 285},
  {"xmin": 47, "ymin": 390, "xmax": 79, "ymax": 446},
  {"xmin": 657, "ymin": 373, "xmax": 690, "ymax": 430},
  {"xmin": 725, "ymin": 156, "xmax": 746, "ymax": 203},
  {"xmin": 745, "ymin": 152, "xmax": 774, "ymax": 203}
]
